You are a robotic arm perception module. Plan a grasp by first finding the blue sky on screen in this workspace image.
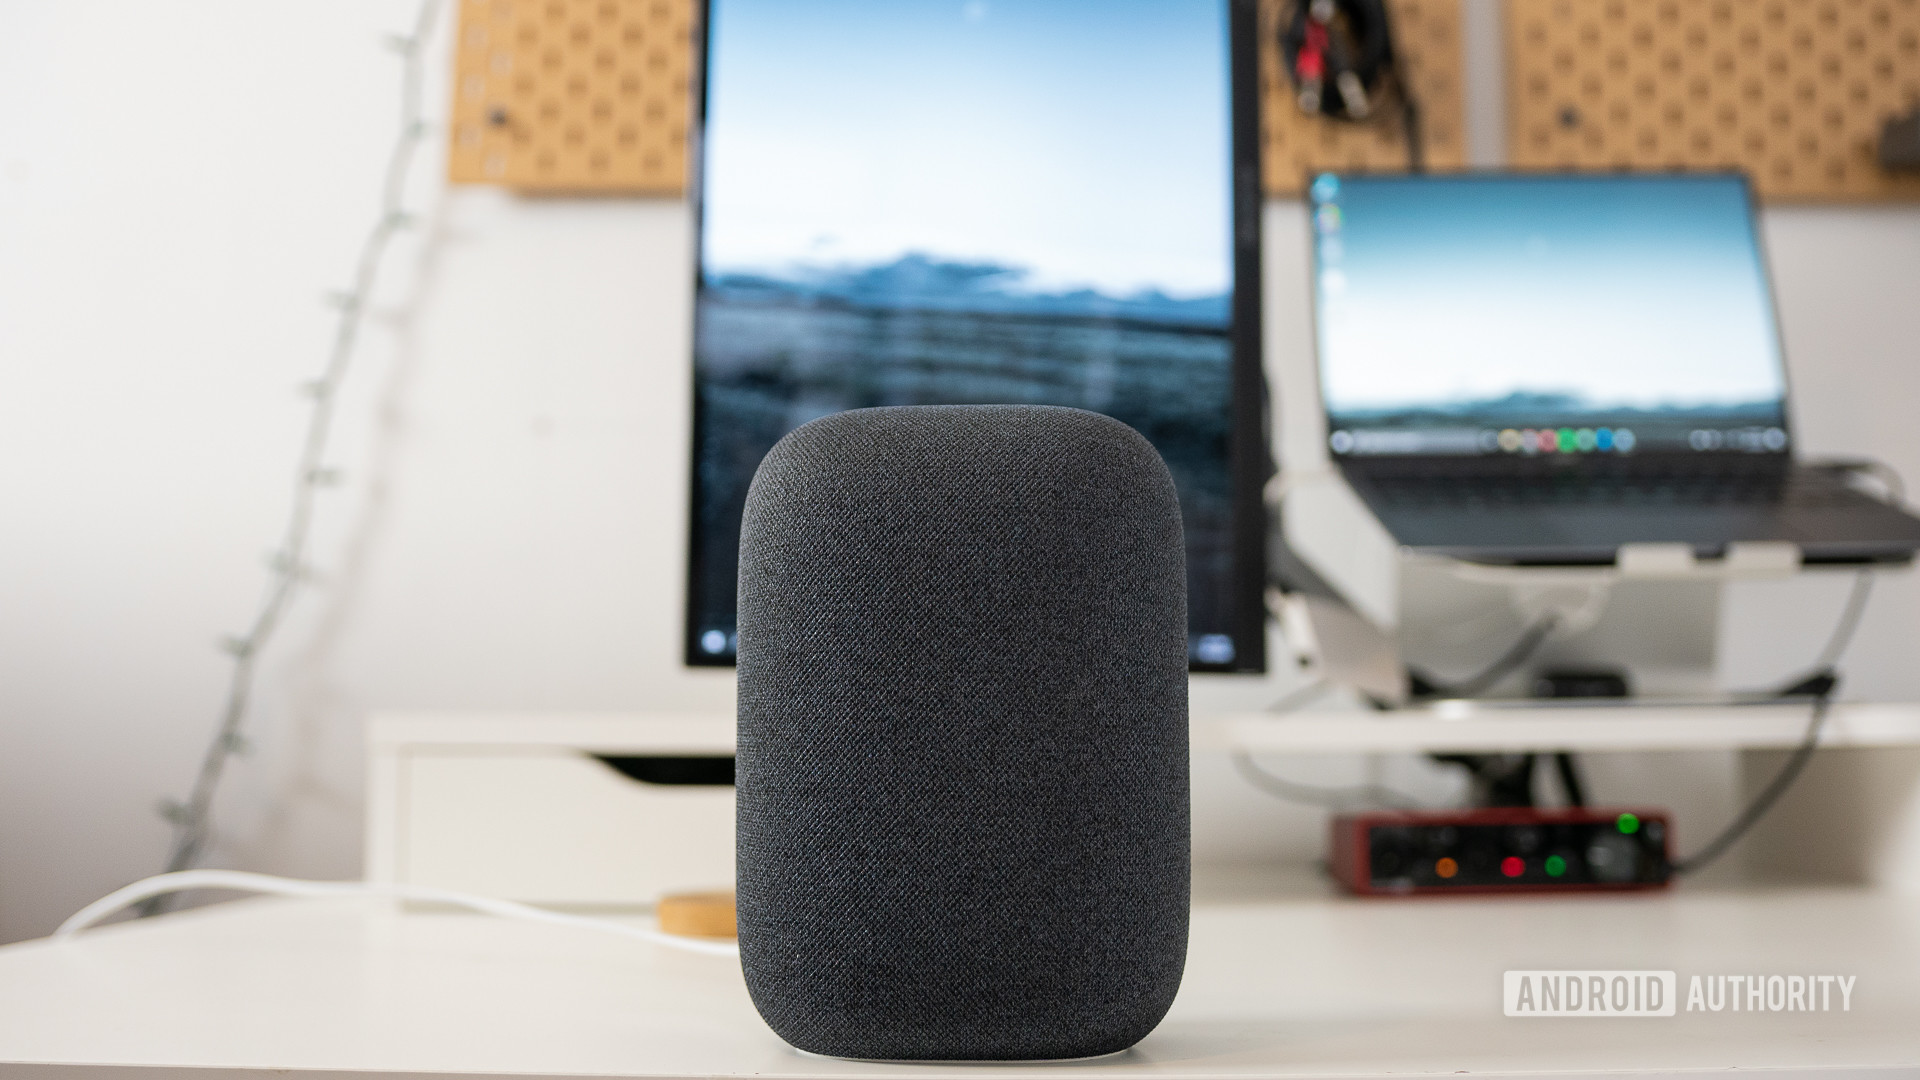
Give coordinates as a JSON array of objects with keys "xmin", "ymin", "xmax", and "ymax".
[
  {"xmin": 701, "ymin": 0, "xmax": 1231, "ymax": 298},
  {"xmin": 1316, "ymin": 175, "xmax": 1788, "ymax": 415}
]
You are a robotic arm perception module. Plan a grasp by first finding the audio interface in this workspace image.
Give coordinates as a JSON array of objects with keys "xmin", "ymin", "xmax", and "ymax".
[{"xmin": 1330, "ymin": 807, "xmax": 1672, "ymax": 896}]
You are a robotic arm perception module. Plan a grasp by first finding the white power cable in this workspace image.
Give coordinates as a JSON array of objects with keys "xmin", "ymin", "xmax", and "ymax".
[{"xmin": 55, "ymin": 871, "xmax": 740, "ymax": 958}]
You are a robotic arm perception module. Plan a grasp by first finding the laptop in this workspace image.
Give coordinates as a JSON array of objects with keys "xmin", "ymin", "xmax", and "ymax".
[{"xmin": 1308, "ymin": 171, "xmax": 1920, "ymax": 566}]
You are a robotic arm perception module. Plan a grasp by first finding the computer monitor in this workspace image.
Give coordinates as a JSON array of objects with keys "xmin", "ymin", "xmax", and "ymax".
[
  {"xmin": 686, "ymin": 0, "xmax": 1268, "ymax": 671},
  {"xmin": 1310, "ymin": 172, "xmax": 1791, "ymax": 461}
]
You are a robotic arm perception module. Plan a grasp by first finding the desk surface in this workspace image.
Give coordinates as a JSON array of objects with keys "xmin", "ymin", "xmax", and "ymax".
[{"xmin": 2, "ymin": 870, "xmax": 1916, "ymax": 1079}]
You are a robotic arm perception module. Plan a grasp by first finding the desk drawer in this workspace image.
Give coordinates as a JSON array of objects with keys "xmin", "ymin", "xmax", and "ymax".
[{"xmin": 393, "ymin": 749, "xmax": 734, "ymax": 907}]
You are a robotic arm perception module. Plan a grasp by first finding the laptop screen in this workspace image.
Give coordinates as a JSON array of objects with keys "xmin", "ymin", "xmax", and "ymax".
[{"xmin": 1310, "ymin": 173, "xmax": 1790, "ymax": 460}]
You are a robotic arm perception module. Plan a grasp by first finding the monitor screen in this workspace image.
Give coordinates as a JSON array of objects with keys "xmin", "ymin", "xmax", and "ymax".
[
  {"xmin": 687, "ymin": 0, "xmax": 1267, "ymax": 671},
  {"xmin": 1311, "ymin": 172, "xmax": 1790, "ymax": 460}
]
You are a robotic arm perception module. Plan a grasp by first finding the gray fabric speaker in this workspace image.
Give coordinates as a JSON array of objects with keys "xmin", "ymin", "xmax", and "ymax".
[{"xmin": 734, "ymin": 404, "xmax": 1190, "ymax": 1062}]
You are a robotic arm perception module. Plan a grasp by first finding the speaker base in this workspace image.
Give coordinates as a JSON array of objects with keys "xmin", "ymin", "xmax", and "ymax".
[{"xmin": 791, "ymin": 1047, "xmax": 1137, "ymax": 1066}]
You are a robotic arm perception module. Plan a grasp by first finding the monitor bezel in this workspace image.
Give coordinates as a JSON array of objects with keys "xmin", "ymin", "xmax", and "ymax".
[
  {"xmin": 1304, "ymin": 168, "xmax": 1797, "ymax": 476},
  {"xmin": 683, "ymin": 0, "xmax": 1270, "ymax": 673}
]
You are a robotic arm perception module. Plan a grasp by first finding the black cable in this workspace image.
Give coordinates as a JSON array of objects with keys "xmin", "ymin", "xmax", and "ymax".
[
  {"xmin": 1668, "ymin": 565, "xmax": 1873, "ymax": 874},
  {"xmin": 1232, "ymin": 751, "xmax": 1423, "ymax": 811},
  {"xmin": 1812, "ymin": 571, "xmax": 1874, "ymax": 674},
  {"xmin": 1278, "ymin": 0, "xmax": 1422, "ymax": 171},
  {"xmin": 1279, "ymin": 0, "xmax": 1393, "ymax": 119},
  {"xmin": 1375, "ymin": 0, "xmax": 1425, "ymax": 173},
  {"xmin": 1669, "ymin": 683, "xmax": 1833, "ymax": 877},
  {"xmin": 1553, "ymin": 751, "xmax": 1587, "ymax": 807},
  {"xmin": 1409, "ymin": 613, "xmax": 1559, "ymax": 700},
  {"xmin": 1400, "ymin": 93, "xmax": 1426, "ymax": 174}
]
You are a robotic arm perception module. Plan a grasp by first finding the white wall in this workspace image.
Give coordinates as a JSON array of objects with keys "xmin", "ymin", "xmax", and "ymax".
[{"xmin": 2, "ymin": 1, "xmax": 1917, "ymax": 943}]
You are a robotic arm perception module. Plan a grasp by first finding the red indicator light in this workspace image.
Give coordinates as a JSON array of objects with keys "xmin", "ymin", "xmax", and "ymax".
[{"xmin": 1501, "ymin": 856, "xmax": 1525, "ymax": 878}]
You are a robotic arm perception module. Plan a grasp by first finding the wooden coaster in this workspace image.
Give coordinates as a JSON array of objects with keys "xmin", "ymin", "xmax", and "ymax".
[{"xmin": 657, "ymin": 890, "xmax": 736, "ymax": 940}]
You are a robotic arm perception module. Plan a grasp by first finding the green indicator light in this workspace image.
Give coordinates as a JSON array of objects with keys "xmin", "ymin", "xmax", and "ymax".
[
  {"xmin": 1617, "ymin": 812, "xmax": 1640, "ymax": 835},
  {"xmin": 1544, "ymin": 855, "xmax": 1567, "ymax": 877},
  {"xmin": 1557, "ymin": 427, "xmax": 1576, "ymax": 452}
]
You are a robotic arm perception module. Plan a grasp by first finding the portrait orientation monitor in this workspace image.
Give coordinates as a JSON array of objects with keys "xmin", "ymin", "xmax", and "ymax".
[
  {"xmin": 686, "ymin": 0, "xmax": 1268, "ymax": 671},
  {"xmin": 1310, "ymin": 172, "xmax": 1791, "ymax": 462}
]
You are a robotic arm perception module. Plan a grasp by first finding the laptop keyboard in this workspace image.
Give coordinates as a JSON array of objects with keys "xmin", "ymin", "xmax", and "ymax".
[{"xmin": 1368, "ymin": 470, "xmax": 1862, "ymax": 511}]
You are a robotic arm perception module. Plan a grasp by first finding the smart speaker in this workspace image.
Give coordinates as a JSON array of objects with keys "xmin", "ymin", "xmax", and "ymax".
[{"xmin": 734, "ymin": 404, "xmax": 1190, "ymax": 1062}]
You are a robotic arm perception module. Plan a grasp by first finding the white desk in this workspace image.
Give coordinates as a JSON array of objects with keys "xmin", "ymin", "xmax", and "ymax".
[{"xmin": 2, "ymin": 869, "xmax": 1916, "ymax": 1079}]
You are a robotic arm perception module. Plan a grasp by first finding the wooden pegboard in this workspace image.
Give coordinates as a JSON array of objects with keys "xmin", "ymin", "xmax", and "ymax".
[
  {"xmin": 1259, "ymin": 0, "xmax": 1467, "ymax": 196},
  {"xmin": 447, "ymin": 0, "xmax": 694, "ymax": 193},
  {"xmin": 448, "ymin": 0, "xmax": 1465, "ymax": 198},
  {"xmin": 1506, "ymin": 0, "xmax": 1920, "ymax": 201}
]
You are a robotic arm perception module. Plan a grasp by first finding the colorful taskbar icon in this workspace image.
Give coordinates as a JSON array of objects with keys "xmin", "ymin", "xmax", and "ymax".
[
  {"xmin": 1494, "ymin": 427, "xmax": 1634, "ymax": 455},
  {"xmin": 1324, "ymin": 427, "xmax": 1637, "ymax": 456}
]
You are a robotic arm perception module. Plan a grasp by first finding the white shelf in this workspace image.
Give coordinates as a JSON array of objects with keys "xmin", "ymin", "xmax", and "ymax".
[
  {"xmin": 374, "ymin": 704, "xmax": 1920, "ymax": 758},
  {"xmin": 1200, "ymin": 701, "xmax": 1920, "ymax": 754}
]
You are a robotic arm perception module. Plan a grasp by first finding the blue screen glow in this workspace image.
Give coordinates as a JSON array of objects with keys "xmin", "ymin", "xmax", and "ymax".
[
  {"xmin": 690, "ymin": 0, "xmax": 1243, "ymax": 664},
  {"xmin": 1312, "ymin": 173, "xmax": 1789, "ymax": 457}
]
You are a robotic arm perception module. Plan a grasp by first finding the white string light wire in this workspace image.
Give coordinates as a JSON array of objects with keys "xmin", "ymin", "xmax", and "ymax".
[
  {"xmin": 153, "ymin": 0, "xmax": 444, "ymax": 893},
  {"xmin": 57, "ymin": 871, "xmax": 741, "ymax": 958}
]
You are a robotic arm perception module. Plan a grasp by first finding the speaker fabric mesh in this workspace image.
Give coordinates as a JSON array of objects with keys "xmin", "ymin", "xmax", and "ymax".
[{"xmin": 735, "ymin": 404, "xmax": 1190, "ymax": 1062}]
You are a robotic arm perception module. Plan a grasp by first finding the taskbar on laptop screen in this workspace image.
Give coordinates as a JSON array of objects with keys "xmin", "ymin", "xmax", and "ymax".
[{"xmin": 1327, "ymin": 419, "xmax": 1790, "ymax": 459}]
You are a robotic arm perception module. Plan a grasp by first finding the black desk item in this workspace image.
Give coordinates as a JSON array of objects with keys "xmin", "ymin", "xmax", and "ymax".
[{"xmin": 734, "ymin": 405, "xmax": 1189, "ymax": 1062}]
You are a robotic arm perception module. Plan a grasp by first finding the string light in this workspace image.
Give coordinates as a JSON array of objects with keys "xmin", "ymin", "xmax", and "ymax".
[{"xmin": 146, "ymin": 0, "xmax": 444, "ymax": 911}]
